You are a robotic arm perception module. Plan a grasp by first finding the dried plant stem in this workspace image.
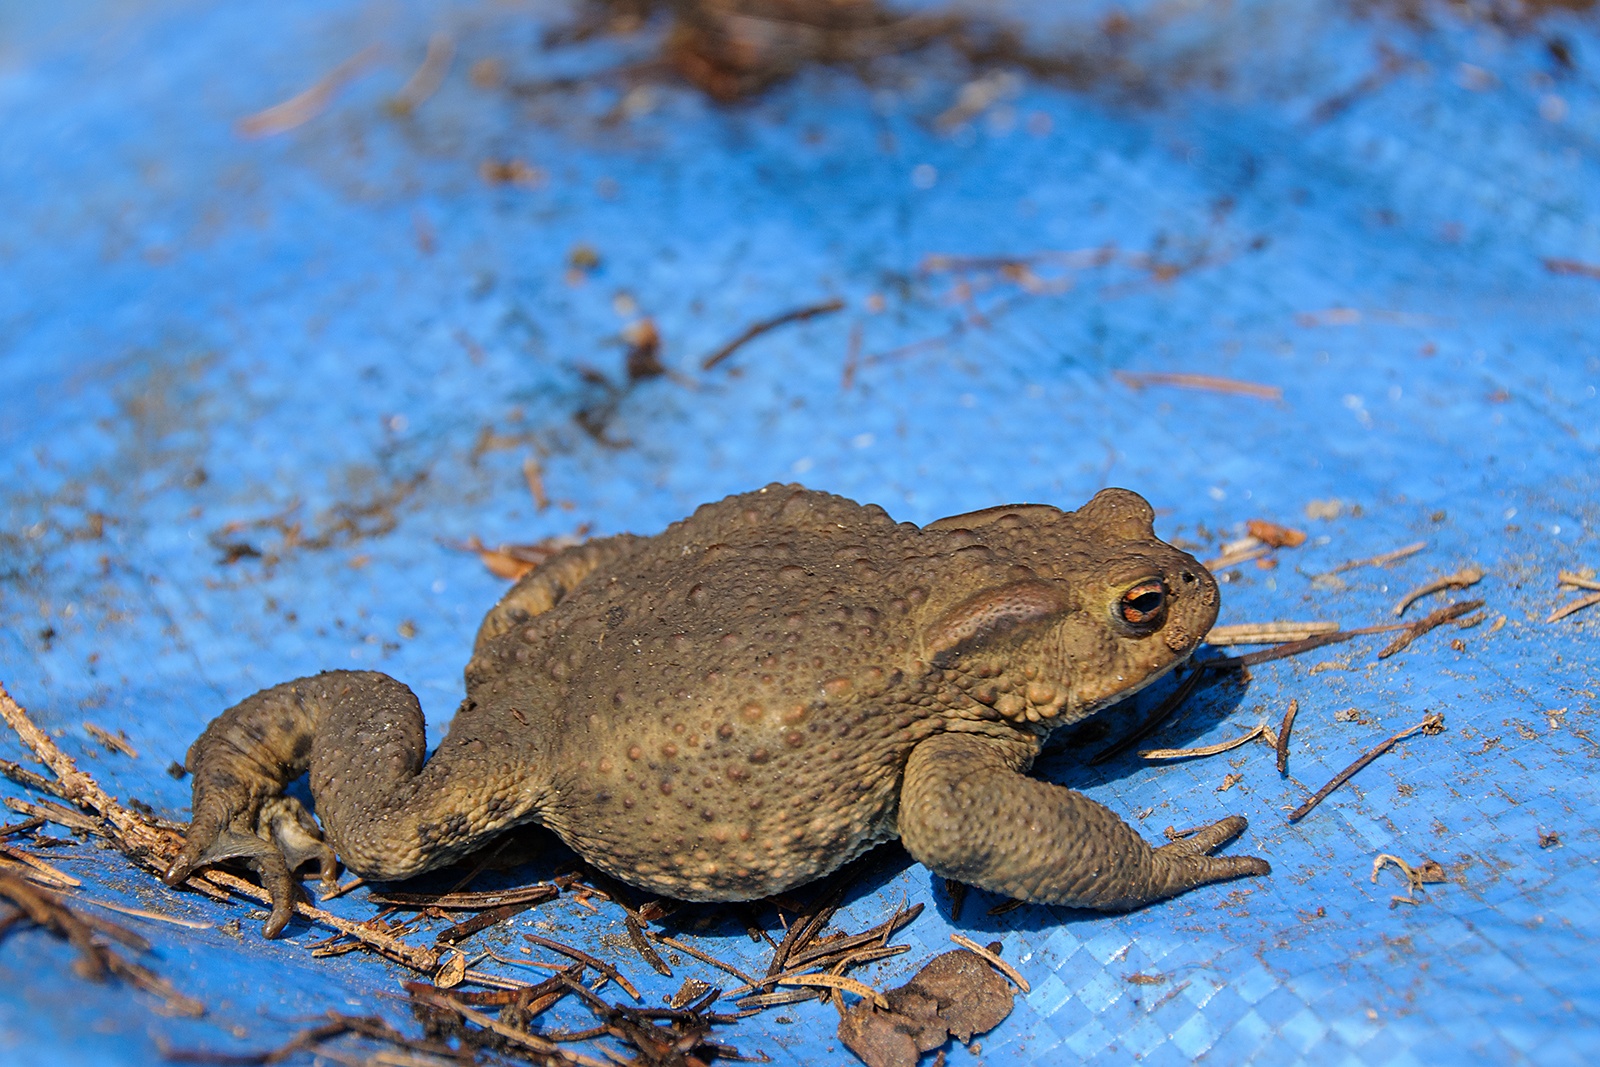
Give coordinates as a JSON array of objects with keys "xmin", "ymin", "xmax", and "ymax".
[{"xmin": 1139, "ymin": 724, "xmax": 1263, "ymax": 761}]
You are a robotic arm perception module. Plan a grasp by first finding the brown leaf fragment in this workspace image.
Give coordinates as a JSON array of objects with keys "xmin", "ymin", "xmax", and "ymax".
[
  {"xmin": 1246, "ymin": 519, "xmax": 1307, "ymax": 548},
  {"xmin": 449, "ymin": 532, "xmax": 585, "ymax": 581},
  {"xmin": 1372, "ymin": 854, "xmax": 1448, "ymax": 906},
  {"xmin": 839, "ymin": 950, "xmax": 1014, "ymax": 1067}
]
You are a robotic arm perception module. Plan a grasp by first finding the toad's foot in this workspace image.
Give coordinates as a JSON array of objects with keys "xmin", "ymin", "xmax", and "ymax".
[
  {"xmin": 167, "ymin": 670, "xmax": 545, "ymax": 937},
  {"xmin": 899, "ymin": 733, "xmax": 1270, "ymax": 909},
  {"xmin": 166, "ymin": 796, "xmax": 337, "ymax": 937}
]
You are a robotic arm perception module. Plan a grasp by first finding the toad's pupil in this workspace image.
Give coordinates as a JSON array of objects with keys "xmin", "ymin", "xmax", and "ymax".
[{"xmin": 1123, "ymin": 589, "xmax": 1164, "ymax": 620}]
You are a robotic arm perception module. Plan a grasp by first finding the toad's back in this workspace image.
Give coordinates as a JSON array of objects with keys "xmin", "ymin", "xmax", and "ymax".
[{"xmin": 467, "ymin": 486, "xmax": 953, "ymax": 898}]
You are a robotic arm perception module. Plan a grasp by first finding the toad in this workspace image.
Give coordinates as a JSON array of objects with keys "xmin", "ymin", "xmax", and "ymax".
[{"xmin": 167, "ymin": 485, "xmax": 1268, "ymax": 935}]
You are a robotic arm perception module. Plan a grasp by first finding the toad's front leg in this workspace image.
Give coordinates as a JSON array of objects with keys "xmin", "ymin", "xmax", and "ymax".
[
  {"xmin": 166, "ymin": 670, "xmax": 546, "ymax": 936},
  {"xmin": 897, "ymin": 733, "xmax": 1269, "ymax": 909}
]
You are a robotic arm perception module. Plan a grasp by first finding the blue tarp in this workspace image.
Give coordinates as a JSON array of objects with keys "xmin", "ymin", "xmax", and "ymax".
[{"xmin": 2, "ymin": 0, "xmax": 1597, "ymax": 1063}]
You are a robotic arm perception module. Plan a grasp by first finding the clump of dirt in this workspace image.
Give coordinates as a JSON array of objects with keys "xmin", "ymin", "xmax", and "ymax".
[{"xmin": 838, "ymin": 949, "xmax": 1014, "ymax": 1067}]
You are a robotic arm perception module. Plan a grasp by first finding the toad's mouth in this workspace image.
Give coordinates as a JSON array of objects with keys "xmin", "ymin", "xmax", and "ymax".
[{"xmin": 1070, "ymin": 649, "xmax": 1194, "ymax": 720}]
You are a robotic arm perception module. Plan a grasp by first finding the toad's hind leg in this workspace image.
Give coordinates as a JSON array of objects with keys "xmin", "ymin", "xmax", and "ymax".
[
  {"xmin": 166, "ymin": 670, "xmax": 545, "ymax": 936},
  {"xmin": 471, "ymin": 533, "xmax": 643, "ymax": 652},
  {"xmin": 897, "ymin": 733, "xmax": 1269, "ymax": 909}
]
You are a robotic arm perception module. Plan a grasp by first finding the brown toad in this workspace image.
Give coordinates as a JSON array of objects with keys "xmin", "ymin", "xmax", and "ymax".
[{"xmin": 168, "ymin": 484, "xmax": 1268, "ymax": 935}]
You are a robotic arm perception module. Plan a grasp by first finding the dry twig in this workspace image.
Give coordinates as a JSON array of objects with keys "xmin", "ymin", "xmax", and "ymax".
[
  {"xmin": 1549, "ymin": 590, "xmax": 1600, "ymax": 624},
  {"xmin": 1326, "ymin": 541, "xmax": 1426, "ymax": 575},
  {"xmin": 1393, "ymin": 567, "xmax": 1484, "ymax": 616},
  {"xmin": 525, "ymin": 932, "xmax": 641, "ymax": 1001},
  {"xmin": 649, "ymin": 932, "xmax": 758, "ymax": 986},
  {"xmin": 390, "ymin": 33, "xmax": 454, "ymax": 115},
  {"xmin": 777, "ymin": 973, "xmax": 888, "ymax": 1008},
  {"xmin": 701, "ymin": 299, "xmax": 846, "ymax": 370},
  {"xmin": 0, "ymin": 871, "xmax": 205, "ymax": 1016},
  {"xmin": 83, "ymin": 723, "xmax": 138, "ymax": 758},
  {"xmin": 1275, "ymin": 699, "xmax": 1299, "ymax": 775},
  {"xmin": 1558, "ymin": 571, "xmax": 1600, "ymax": 593},
  {"xmin": 1378, "ymin": 600, "xmax": 1484, "ymax": 658},
  {"xmin": 1288, "ymin": 712, "xmax": 1446, "ymax": 823},
  {"xmin": 1090, "ymin": 668, "xmax": 1207, "ymax": 765}
]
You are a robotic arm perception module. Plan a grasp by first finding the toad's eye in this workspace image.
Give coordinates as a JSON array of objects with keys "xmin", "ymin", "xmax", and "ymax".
[{"xmin": 1118, "ymin": 580, "xmax": 1168, "ymax": 629}]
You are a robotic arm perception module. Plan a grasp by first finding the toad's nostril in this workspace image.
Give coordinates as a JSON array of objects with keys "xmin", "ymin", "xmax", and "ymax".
[{"xmin": 1181, "ymin": 571, "xmax": 1197, "ymax": 584}]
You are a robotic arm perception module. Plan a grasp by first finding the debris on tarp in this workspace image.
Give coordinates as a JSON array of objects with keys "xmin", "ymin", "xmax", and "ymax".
[
  {"xmin": 838, "ymin": 949, "xmax": 1014, "ymax": 1067},
  {"xmin": 1289, "ymin": 712, "xmax": 1448, "ymax": 824},
  {"xmin": 450, "ymin": 532, "xmax": 589, "ymax": 580},
  {"xmin": 1393, "ymin": 566, "xmax": 1485, "ymax": 617},
  {"xmin": 1550, "ymin": 569, "xmax": 1600, "ymax": 623},
  {"xmin": 1371, "ymin": 853, "xmax": 1447, "ymax": 908},
  {"xmin": 1206, "ymin": 621, "xmax": 1338, "ymax": 645}
]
